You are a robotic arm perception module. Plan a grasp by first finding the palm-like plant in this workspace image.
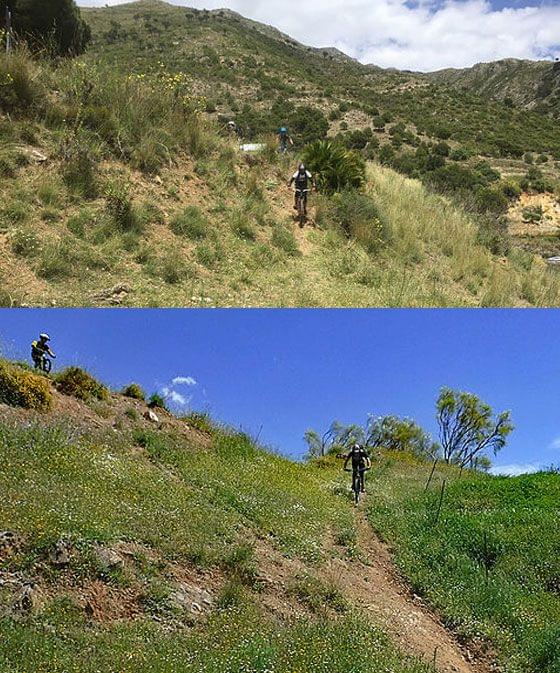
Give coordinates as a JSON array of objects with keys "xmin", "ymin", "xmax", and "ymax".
[{"xmin": 303, "ymin": 140, "xmax": 366, "ymax": 194}]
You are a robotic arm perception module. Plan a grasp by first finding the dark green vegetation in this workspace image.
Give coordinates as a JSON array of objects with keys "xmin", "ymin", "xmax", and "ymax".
[
  {"xmin": 1, "ymin": 0, "xmax": 91, "ymax": 56},
  {"xmin": 367, "ymin": 457, "xmax": 560, "ymax": 673},
  {"xmin": 430, "ymin": 59, "xmax": 560, "ymax": 119}
]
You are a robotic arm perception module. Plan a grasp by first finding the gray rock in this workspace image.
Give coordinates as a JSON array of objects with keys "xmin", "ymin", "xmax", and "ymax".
[
  {"xmin": 144, "ymin": 410, "xmax": 160, "ymax": 424},
  {"xmin": 94, "ymin": 546, "xmax": 124, "ymax": 571},
  {"xmin": 49, "ymin": 538, "xmax": 73, "ymax": 567},
  {"xmin": 14, "ymin": 584, "xmax": 43, "ymax": 614}
]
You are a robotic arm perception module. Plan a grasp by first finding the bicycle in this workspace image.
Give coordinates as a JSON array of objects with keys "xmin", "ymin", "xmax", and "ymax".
[
  {"xmin": 345, "ymin": 466, "xmax": 370, "ymax": 506},
  {"xmin": 295, "ymin": 188, "xmax": 310, "ymax": 228},
  {"xmin": 33, "ymin": 354, "xmax": 54, "ymax": 373}
]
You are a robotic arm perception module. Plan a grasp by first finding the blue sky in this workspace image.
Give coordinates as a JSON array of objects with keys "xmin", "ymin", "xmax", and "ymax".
[
  {"xmin": 1, "ymin": 309, "xmax": 559, "ymax": 474},
  {"xmin": 78, "ymin": 0, "xmax": 560, "ymax": 71}
]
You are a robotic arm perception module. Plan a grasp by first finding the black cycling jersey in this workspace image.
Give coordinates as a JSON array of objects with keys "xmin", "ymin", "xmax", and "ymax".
[
  {"xmin": 348, "ymin": 448, "xmax": 370, "ymax": 470},
  {"xmin": 293, "ymin": 170, "xmax": 312, "ymax": 190}
]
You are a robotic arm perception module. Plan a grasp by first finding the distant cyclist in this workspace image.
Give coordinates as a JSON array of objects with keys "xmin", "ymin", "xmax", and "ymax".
[
  {"xmin": 343, "ymin": 444, "xmax": 371, "ymax": 494},
  {"xmin": 31, "ymin": 333, "xmax": 56, "ymax": 372},
  {"xmin": 278, "ymin": 126, "xmax": 293, "ymax": 154},
  {"xmin": 288, "ymin": 163, "xmax": 317, "ymax": 214}
]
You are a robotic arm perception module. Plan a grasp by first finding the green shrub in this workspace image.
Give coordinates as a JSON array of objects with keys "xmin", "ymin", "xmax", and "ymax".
[
  {"xmin": 121, "ymin": 383, "xmax": 145, "ymax": 400},
  {"xmin": 1, "ymin": 201, "xmax": 28, "ymax": 226},
  {"xmin": 148, "ymin": 393, "xmax": 167, "ymax": 410},
  {"xmin": 0, "ymin": 360, "xmax": 53, "ymax": 412},
  {"xmin": 183, "ymin": 411, "xmax": 214, "ymax": 433},
  {"xmin": 105, "ymin": 180, "xmax": 141, "ymax": 233},
  {"xmin": 500, "ymin": 180, "xmax": 522, "ymax": 199},
  {"xmin": 36, "ymin": 237, "xmax": 83, "ymax": 280},
  {"xmin": 318, "ymin": 191, "xmax": 389, "ymax": 253},
  {"xmin": 170, "ymin": 206, "xmax": 209, "ymax": 240},
  {"xmin": 522, "ymin": 205, "xmax": 544, "ymax": 224},
  {"xmin": 55, "ymin": 367, "xmax": 109, "ymax": 402},
  {"xmin": 0, "ymin": 50, "xmax": 43, "ymax": 113},
  {"xmin": 60, "ymin": 140, "xmax": 98, "ymax": 200},
  {"xmin": 146, "ymin": 247, "xmax": 197, "ymax": 284},
  {"xmin": 231, "ymin": 209, "xmax": 256, "ymax": 241},
  {"xmin": 303, "ymin": 140, "xmax": 366, "ymax": 194}
]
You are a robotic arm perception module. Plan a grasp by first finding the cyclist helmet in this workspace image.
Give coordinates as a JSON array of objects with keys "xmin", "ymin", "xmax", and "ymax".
[
  {"xmin": 298, "ymin": 163, "xmax": 306, "ymax": 172},
  {"xmin": 39, "ymin": 333, "xmax": 50, "ymax": 341},
  {"xmin": 351, "ymin": 443, "xmax": 362, "ymax": 452},
  {"xmin": 280, "ymin": 126, "xmax": 287, "ymax": 133},
  {"xmin": 227, "ymin": 120, "xmax": 236, "ymax": 127}
]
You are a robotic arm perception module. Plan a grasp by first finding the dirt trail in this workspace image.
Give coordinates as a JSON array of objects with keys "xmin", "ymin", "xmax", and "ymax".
[{"xmin": 321, "ymin": 513, "xmax": 494, "ymax": 673}]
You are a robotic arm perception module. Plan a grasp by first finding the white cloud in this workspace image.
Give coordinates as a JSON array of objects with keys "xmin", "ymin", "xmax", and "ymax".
[
  {"xmin": 490, "ymin": 462, "xmax": 544, "ymax": 476},
  {"xmin": 172, "ymin": 376, "xmax": 197, "ymax": 386},
  {"xmin": 548, "ymin": 437, "xmax": 560, "ymax": 450},
  {"xmin": 161, "ymin": 385, "xmax": 190, "ymax": 407},
  {"xmin": 77, "ymin": 0, "xmax": 560, "ymax": 71}
]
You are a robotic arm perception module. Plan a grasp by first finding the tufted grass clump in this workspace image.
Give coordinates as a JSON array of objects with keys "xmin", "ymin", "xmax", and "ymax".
[
  {"xmin": 55, "ymin": 367, "xmax": 109, "ymax": 402},
  {"xmin": 0, "ymin": 360, "xmax": 53, "ymax": 412},
  {"xmin": 170, "ymin": 205, "xmax": 209, "ymax": 240}
]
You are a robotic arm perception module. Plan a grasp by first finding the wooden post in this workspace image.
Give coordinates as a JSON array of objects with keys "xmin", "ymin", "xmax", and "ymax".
[{"xmin": 5, "ymin": 4, "xmax": 12, "ymax": 55}]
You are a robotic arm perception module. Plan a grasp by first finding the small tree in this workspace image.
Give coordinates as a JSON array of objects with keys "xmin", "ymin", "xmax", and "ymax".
[
  {"xmin": 304, "ymin": 420, "xmax": 365, "ymax": 458},
  {"xmin": 3, "ymin": 0, "xmax": 91, "ymax": 56},
  {"xmin": 366, "ymin": 414, "xmax": 438, "ymax": 458},
  {"xmin": 436, "ymin": 387, "xmax": 513, "ymax": 469}
]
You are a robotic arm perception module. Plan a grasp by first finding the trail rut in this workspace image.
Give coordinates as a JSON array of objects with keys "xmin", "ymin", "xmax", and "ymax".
[{"xmin": 322, "ymin": 513, "xmax": 496, "ymax": 673}]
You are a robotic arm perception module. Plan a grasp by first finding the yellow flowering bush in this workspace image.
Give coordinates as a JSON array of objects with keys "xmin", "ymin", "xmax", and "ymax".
[{"xmin": 0, "ymin": 360, "xmax": 53, "ymax": 412}]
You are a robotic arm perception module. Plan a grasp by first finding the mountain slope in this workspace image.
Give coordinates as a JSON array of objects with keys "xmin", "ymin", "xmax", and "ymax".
[
  {"xmin": 0, "ymin": 361, "xmax": 489, "ymax": 673},
  {"xmin": 428, "ymin": 59, "xmax": 560, "ymax": 117},
  {"xmin": 3, "ymin": 1, "xmax": 560, "ymax": 307},
  {"xmin": 1, "ymin": 360, "xmax": 558, "ymax": 673}
]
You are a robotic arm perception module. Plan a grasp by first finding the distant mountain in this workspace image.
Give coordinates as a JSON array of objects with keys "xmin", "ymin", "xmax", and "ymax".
[{"xmin": 428, "ymin": 58, "xmax": 560, "ymax": 116}]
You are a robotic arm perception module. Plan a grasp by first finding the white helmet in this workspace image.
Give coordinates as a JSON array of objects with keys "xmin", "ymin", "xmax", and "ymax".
[{"xmin": 39, "ymin": 333, "xmax": 50, "ymax": 341}]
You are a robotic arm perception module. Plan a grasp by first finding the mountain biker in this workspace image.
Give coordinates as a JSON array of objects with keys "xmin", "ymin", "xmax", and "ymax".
[
  {"xmin": 31, "ymin": 333, "xmax": 56, "ymax": 370},
  {"xmin": 288, "ymin": 163, "xmax": 317, "ymax": 213},
  {"xmin": 278, "ymin": 126, "xmax": 293, "ymax": 153},
  {"xmin": 343, "ymin": 444, "xmax": 371, "ymax": 493}
]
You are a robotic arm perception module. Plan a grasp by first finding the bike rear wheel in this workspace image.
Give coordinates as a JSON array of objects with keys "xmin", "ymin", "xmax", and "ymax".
[
  {"xmin": 352, "ymin": 472, "xmax": 361, "ymax": 505},
  {"xmin": 42, "ymin": 358, "xmax": 52, "ymax": 374},
  {"xmin": 297, "ymin": 193, "xmax": 307, "ymax": 228}
]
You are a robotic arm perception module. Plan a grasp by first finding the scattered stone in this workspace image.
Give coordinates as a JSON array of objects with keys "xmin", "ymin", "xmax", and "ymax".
[
  {"xmin": 94, "ymin": 546, "xmax": 125, "ymax": 572},
  {"xmin": 144, "ymin": 409, "xmax": 159, "ymax": 424},
  {"xmin": 169, "ymin": 581, "xmax": 213, "ymax": 615},
  {"xmin": 94, "ymin": 284, "xmax": 133, "ymax": 305},
  {"xmin": 13, "ymin": 583, "xmax": 44, "ymax": 614},
  {"xmin": 49, "ymin": 538, "xmax": 73, "ymax": 567},
  {"xmin": 154, "ymin": 175, "xmax": 163, "ymax": 185},
  {"xmin": 0, "ymin": 531, "xmax": 22, "ymax": 555}
]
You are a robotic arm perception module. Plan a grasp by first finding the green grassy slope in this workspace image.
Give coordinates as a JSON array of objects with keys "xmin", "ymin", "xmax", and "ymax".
[
  {"xmin": 365, "ymin": 454, "xmax": 560, "ymax": 673},
  {"xmin": 0, "ymin": 370, "xmax": 433, "ymax": 673},
  {"xmin": 0, "ymin": 362, "xmax": 559, "ymax": 673}
]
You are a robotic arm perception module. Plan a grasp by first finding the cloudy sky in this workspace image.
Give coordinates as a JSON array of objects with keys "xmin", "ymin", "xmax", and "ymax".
[{"xmin": 77, "ymin": 0, "xmax": 560, "ymax": 71}]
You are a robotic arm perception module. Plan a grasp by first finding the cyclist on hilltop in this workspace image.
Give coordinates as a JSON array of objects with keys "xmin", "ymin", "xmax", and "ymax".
[
  {"xmin": 31, "ymin": 333, "xmax": 56, "ymax": 371},
  {"xmin": 343, "ymin": 443, "xmax": 371, "ymax": 494},
  {"xmin": 278, "ymin": 126, "xmax": 293, "ymax": 154},
  {"xmin": 288, "ymin": 163, "xmax": 317, "ymax": 214}
]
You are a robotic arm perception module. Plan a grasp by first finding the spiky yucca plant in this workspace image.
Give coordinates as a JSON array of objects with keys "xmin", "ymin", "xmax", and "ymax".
[{"xmin": 303, "ymin": 140, "xmax": 366, "ymax": 194}]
